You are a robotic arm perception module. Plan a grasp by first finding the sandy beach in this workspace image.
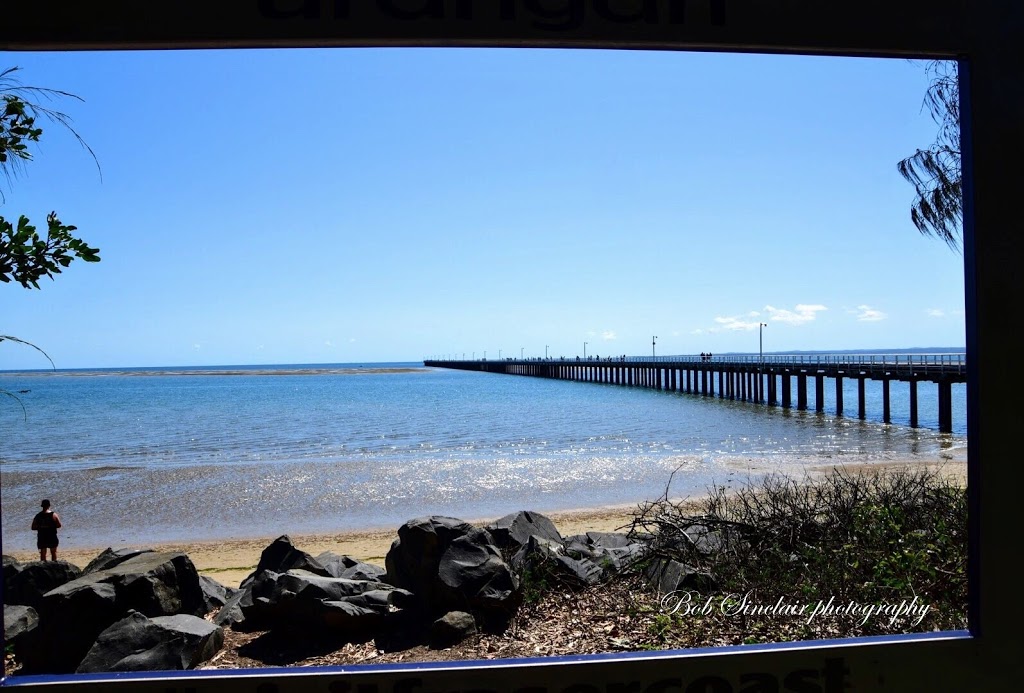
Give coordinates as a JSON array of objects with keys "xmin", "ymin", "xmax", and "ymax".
[
  {"xmin": 4, "ymin": 455, "xmax": 966, "ymax": 589},
  {"xmin": 5, "ymin": 505, "xmax": 640, "ymax": 589}
]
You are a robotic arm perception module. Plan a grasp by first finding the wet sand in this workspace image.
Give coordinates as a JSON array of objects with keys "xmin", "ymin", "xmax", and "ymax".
[{"xmin": 4, "ymin": 455, "xmax": 966, "ymax": 589}]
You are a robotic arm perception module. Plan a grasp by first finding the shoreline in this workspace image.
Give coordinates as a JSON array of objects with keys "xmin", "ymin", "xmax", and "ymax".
[
  {"xmin": 4, "ymin": 504, "xmax": 642, "ymax": 589},
  {"xmin": 3, "ymin": 455, "xmax": 966, "ymax": 589}
]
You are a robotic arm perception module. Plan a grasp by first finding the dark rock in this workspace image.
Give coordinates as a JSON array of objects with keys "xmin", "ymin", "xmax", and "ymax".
[
  {"xmin": 340, "ymin": 562, "xmax": 387, "ymax": 582},
  {"xmin": 7, "ymin": 560, "xmax": 82, "ymax": 608},
  {"xmin": 682, "ymin": 523, "xmax": 750, "ymax": 556},
  {"xmin": 485, "ymin": 510, "xmax": 563, "ymax": 550},
  {"xmin": 562, "ymin": 537, "xmax": 597, "ymax": 559},
  {"xmin": 513, "ymin": 535, "xmax": 603, "ymax": 587},
  {"xmin": 314, "ymin": 551, "xmax": 358, "ymax": 578},
  {"xmin": 240, "ymin": 535, "xmax": 331, "ymax": 589},
  {"xmin": 429, "ymin": 611, "xmax": 477, "ymax": 649},
  {"xmin": 597, "ymin": 544, "xmax": 647, "ymax": 572},
  {"xmin": 4, "ymin": 604, "xmax": 39, "ymax": 644},
  {"xmin": 3, "ymin": 555, "xmax": 23, "ymax": 597},
  {"xmin": 83, "ymin": 547, "xmax": 155, "ymax": 574},
  {"xmin": 385, "ymin": 516, "xmax": 476, "ymax": 589},
  {"xmin": 18, "ymin": 579, "xmax": 119, "ymax": 673},
  {"xmin": 385, "ymin": 516, "xmax": 520, "ymax": 627},
  {"xmin": 212, "ymin": 587, "xmax": 248, "ymax": 628},
  {"xmin": 303, "ymin": 599, "xmax": 389, "ymax": 632},
  {"xmin": 199, "ymin": 574, "xmax": 237, "ymax": 613},
  {"xmin": 97, "ymin": 551, "xmax": 206, "ymax": 617},
  {"xmin": 585, "ymin": 531, "xmax": 634, "ymax": 549},
  {"xmin": 644, "ymin": 558, "xmax": 717, "ymax": 594},
  {"xmin": 561, "ymin": 533, "xmax": 647, "ymax": 576},
  {"xmin": 241, "ymin": 570, "xmax": 412, "ymax": 633},
  {"xmin": 20, "ymin": 551, "xmax": 204, "ymax": 673},
  {"xmin": 253, "ymin": 571, "xmax": 392, "ymax": 603},
  {"xmin": 76, "ymin": 610, "xmax": 223, "ymax": 673},
  {"xmin": 313, "ymin": 553, "xmax": 386, "ymax": 581},
  {"xmin": 437, "ymin": 529, "xmax": 521, "ymax": 622}
]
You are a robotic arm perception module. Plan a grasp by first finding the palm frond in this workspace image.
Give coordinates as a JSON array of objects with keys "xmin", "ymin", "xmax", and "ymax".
[
  {"xmin": 1, "ymin": 388, "xmax": 28, "ymax": 421},
  {"xmin": 0, "ymin": 65, "xmax": 101, "ymax": 185},
  {"xmin": 898, "ymin": 61, "xmax": 963, "ymax": 252},
  {"xmin": 0, "ymin": 334, "xmax": 56, "ymax": 369}
]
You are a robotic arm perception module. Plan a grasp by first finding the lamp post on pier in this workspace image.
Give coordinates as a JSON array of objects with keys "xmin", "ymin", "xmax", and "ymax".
[
  {"xmin": 521, "ymin": 347, "xmax": 524, "ymax": 359},
  {"xmin": 499, "ymin": 349, "xmax": 502, "ymax": 360},
  {"xmin": 545, "ymin": 345, "xmax": 549, "ymax": 359},
  {"xmin": 759, "ymin": 323, "xmax": 768, "ymax": 364},
  {"xmin": 652, "ymin": 335, "xmax": 658, "ymax": 359},
  {"xmin": 584, "ymin": 342, "xmax": 588, "ymax": 359}
]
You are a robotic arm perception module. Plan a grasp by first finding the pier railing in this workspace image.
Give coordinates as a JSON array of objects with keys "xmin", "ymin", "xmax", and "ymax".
[
  {"xmin": 429, "ymin": 353, "xmax": 967, "ymax": 376},
  {"xmin": 423, "ymin": 353, "xmax": 967, "ymax": 432}
]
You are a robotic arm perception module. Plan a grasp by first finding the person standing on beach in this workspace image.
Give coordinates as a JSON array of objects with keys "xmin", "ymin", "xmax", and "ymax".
[{"xmin": 31, "ymin": 499, "xmax": 62, "ymax": 561}]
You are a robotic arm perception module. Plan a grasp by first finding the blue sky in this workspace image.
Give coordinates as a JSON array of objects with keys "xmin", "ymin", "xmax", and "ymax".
[{"xmin": 1, "ymin": 48, "xmax": 964, "ymax": 369}]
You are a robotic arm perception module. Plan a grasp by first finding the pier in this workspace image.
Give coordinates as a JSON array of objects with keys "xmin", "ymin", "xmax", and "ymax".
[{"xmin": 423, "ymin": 354, "xmax": 967, "ymax": 433}]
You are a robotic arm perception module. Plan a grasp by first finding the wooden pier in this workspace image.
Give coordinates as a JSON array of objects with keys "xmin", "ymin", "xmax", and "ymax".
[{"xmin": 423, "ymin": 354, "xmax": 967, "ymax": 433}]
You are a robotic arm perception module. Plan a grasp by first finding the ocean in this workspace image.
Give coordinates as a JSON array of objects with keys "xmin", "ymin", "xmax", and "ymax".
[{"xmin": 0, "ymin": 361, "xmax": 967, "ymax": 552}]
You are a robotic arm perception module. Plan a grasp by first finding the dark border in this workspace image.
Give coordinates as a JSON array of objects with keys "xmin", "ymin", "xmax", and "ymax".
[{"xmin": 3, "ymin": 0, "xmax": 1020, "ymax": 690}]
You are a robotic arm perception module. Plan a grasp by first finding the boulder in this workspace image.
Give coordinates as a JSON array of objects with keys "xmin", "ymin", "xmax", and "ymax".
[
  {"xmin": 83, "ymin": 547, "xmax": 155, "ymax": 574},
  {"xmin": 18, "ymin": 579, "xmax": 119, "ymax": 673},
  {"xmin": 562, "ymin": 533, "xmax": 647, "ymax": 576},
  {"xmin": 4, "ymin": 604, "xmax": 39, "ymax": 645},
  {"xmin": 340, "ymin": 562, "xmax": 387, "ymax": 582},
  {"xmin": 199, "ymin": 575, "xmax": 237, "ymax": 613},
  {"xmin": 664, "ymin": 522, "xmax": 750, "ymax": 557},
  {"xmin": 211, "ymin": 588, "xmax": 248, "ymax": 628},
  {"xmin": 7, "ymin": 560, "xmax": 82, "ymax": 608},
  {"xmin": 385, "ymin": 516, "xmax": 476, "ymax": 591},
  {"xmin": 3, "ymin": 555, "xmax": 23, "ymax": 596},
  {"xmin": 385, "ymin": 516, "xmax": 520, "ymax": 627},
  {"xmin": 513, "ymin": 535, "xmax": 603, "ymax": 588},
  {"xmin": 643, "ymin": 558, "xmax": 717, "ymax": 595},
  {"xmin": 241, "ymin": 569, "xmax": 412, "ymax": 633},
  {"xmin": 429, "ymin": 610, "xmax": 477, "ymax": 649},
  {"xmin": 76, "ymin": 610, "xmax": 223, "ymax": 673},
  {"xmin": 19, "ymin": 551, "xmax": 204, "ymax": 673},
  {"xmin": 684, "ymin": 524, "xmax": 731, "ymax": 555},
  {"xmin": 585, "ymin": 531, "xmax": 634, "ymax": 549},
  {"xmin": 239, "ymin": 535, "xmax": 332, "ymax": 588},
  {"xmin": 312, "ymin": 552, "xmax": 386, "ymax": 581},
  {"xmin": 315, "ymin": 551, "xmax": 358, "ymax": 577},
  {"xmin": 485, "ymin": 511, "xmax": 563, "ymax": 551}
]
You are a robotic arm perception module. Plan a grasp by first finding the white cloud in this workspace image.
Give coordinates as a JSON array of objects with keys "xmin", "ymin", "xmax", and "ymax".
[
  {"xmin": 927, "ymin": 309, "xmax": 945, "ymax": 317},
  {"xmin": 325, "ymin": 340, "xmax": 334, "ymax": 347},
  {"xmin": 852, "ymin": 305, "xmax": 887, "ymax": 322},
  {"xmin": 713, "ymin": 315, "xmax": 761, "ymax": 331},
  {"xmin": 602, "ymin": 331, "xmax": 617, "ymax": 341},
  {"xmin": 707, "ymin": 304, "xmax": 825, "ymax": 333},
  {"xmin": 763, "ymin": 304, "xmax": 827, "ymax": 326}
]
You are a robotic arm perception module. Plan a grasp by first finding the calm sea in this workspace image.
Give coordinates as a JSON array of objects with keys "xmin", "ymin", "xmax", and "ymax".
[{"xmin": 0, "ymin": 361, "xmax": 967, "ymax": 552}]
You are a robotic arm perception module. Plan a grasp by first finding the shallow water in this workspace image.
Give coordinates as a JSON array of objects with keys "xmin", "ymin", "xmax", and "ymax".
[{"xmin": 0, "ymin": 363, "xmax": 966, "ymax": 551}]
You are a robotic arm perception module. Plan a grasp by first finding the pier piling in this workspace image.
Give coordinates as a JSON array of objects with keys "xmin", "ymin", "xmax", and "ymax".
[{"xmin": 424, "ymin": 354, "xmax": 965, "ymax": 433}]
